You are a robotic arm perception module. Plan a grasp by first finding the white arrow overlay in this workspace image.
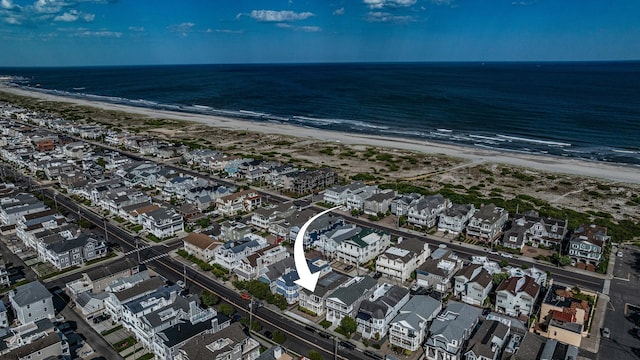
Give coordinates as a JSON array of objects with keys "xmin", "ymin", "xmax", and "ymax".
[{"xmin": 294, "ymin": 206, "xmax": 341, "ymax": 292}]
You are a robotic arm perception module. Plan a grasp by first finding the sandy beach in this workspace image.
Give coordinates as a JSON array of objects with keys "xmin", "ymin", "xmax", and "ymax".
[{"xmin": 2, "ymin": 84, "xmax": 639, "ymax": 185}]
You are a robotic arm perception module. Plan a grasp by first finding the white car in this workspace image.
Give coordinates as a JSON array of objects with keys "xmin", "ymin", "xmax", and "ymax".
[
  {"xmin": 501, "ymin": 253, "xmax": 513, "ymax": 258},
  {"xmin": 617, "ymin": 251, "xmax": 623, "ymax": 257},
  {"xmin": 488, "ymin": 250, "xmax": 500, "ymax": 255}
]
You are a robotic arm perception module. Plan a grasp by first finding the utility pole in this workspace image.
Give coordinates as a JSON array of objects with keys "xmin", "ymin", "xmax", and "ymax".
[
  {"xmin": 135, "ymin": 237, "xmax": 141, "ymax": 263},
  {"xmin": 183, "ymin": 263, "xmax": 187, "ymax": 286},
  {"xmin": 249, "ymin": 294, "xmax": 254, "ymax": 334},
  {"xmin": 334, "ymin": 336, "xmax": 338, "ymax": 360}
]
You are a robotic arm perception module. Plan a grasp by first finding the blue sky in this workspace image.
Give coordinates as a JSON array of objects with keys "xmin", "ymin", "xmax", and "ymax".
[{"xmin": 1, "ymin": 0, "xmax": 639, "ymax": 66}]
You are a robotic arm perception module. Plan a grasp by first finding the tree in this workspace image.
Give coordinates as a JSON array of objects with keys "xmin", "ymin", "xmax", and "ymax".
[
  {"xmin": 273, "ymin": 330, "xmax": 286, "ymax": 344},
  {"xmin": 217, "ymin": 303, "xmax": 235, "ymax": 317},
  {"xmin": 339, "ymin": 316, "xmax": 357, "ymax": 337},
  {"xmin": 492, "ymin": 272, "xmax": 509, "ymax": 286},
  {"xmin": 200, "ymin": 290, "xmax": 219, "ymax": 307},
  {"xmin": 196, "ymin": 217, "xmax": 211, "ymax": 228},
  {"xmin": 96, "ymin": 157, "xmax": 106, "ymax": 168},
  {"xmin": 250, "ymin": 321, "xmax": 262, "ymax": 332},
  {"xmin": 307, "ymin": 350, "xmax": 323, "ymax": 360},
  {"xmin": 499, "ymin": 259, "xmax": 509, "ymax": 268}
]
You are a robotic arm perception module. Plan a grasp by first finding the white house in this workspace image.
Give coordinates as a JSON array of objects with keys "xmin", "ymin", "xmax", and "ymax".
[
  {"xmin": 466, "ymin": 204, "xmax": 508, "ymax": 242},
  {"xmin": 453, "ymin": 264, "xmax": 493, "ymax": 306},
  {"xmin": 325, "ymin": 276, "xmax": 378, "ymax": 325},
  {"xmin": 424, "ymin": 302, "xmax": 483, "ymax": 360},
  {"xmin": 438, "ymin": 204, "xmax": 475, "ymax": 235},
  {"xmin": 356, "ymin": 284, "xmax": 410, "ymax": 340},
  {"xmin": 375, "ymin": 238, "xmax": 430, "ymax": 282},
  {"xmin": 9, "ymin": 281, "xmax": 54, "ymax": 325},
  {"xmin": 336, "ymin": 229, "xmax": 391, "ymax": 265},
  {"xmin": 140, "ymin": 207, "xmax": 184, "ymax": 239},
  {"xmin": 407, "ymin": 194, "xmax": 450, "ymax": 229},
  {"xmin": 389, "ymin": 295, "xmax": 442, "ymax": 352},
  {"xmin": 495, "ymin": 275, "xmax": 541, "ymax": 317}
]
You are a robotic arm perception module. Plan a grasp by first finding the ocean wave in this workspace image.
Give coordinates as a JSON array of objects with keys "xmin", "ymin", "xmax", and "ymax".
[{"xmin": 496, "ymin": 134, "xmax": 571, "ymax": 147}]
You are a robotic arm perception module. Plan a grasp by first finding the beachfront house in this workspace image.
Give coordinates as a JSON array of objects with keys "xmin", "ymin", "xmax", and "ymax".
[
  {"xmin": 568, "ymin": 224, "xmax": 610, "ymax": 268},
  {"xmin": 437, "ymin": 203, "xmax": 476, "ymax": 235},
  {"xmin": 406, "ymin": 194, "xmax": 451, "ymax": 229},
  {"xmin": 323, "ymin": 182, "xmax": 369, "ymax": 205},
  {"xmin": 502, "ymin": 211, "xmax": 567, "ymax": 251},
  {"xmin": 363, "ymin": 189, "xmax": 396, "ymax": 216},
  {"xmin": 390, "ymin": 193, "xmax": 423, "ymax": 216},
  {"xmin": 466, "ymin": 203, "xmax": 509, "ymax": 243}
]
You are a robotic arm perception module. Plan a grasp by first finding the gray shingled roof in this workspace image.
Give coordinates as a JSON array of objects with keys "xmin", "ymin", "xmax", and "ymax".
[
  {"xmin": 328, "ymin": 276, "xmax": 377, "ymax": 305},
  {"xmin": 426, "ymin": 301, "xmax": 482, "ymax": 350},
  {"xmin": 10, "ymin": 281, "xmax": 51, "ymax": 307},
  {"xmin": 391, "ymin": 295, "xmax": 441, "ymax": 330}
]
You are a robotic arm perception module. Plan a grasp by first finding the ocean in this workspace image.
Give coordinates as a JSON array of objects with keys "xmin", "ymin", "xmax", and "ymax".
[{"xmin": 1, "ymin": 62, "xmax": 640, "ymax": 165}]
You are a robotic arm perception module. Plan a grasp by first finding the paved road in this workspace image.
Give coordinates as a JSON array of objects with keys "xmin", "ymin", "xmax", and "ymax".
[
  {"xmin": 599, "ymin": 245, "xmax": 640, "ymax": 360},
  {"xmin": 345, "ymin": 214, "xmax": 606, "ymax": 293}
]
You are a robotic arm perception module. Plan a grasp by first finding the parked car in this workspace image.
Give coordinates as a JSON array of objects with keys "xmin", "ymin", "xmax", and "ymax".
[
  {"xmin": 340, "ymin": 341, "xmax": 356, "ymax": 350},
  {"xmin": 264, "ymin": 331, "xmax": 273, "ymax": 339},
  {"xmin": 602, "ymin": 327, "xmax": 611, "ymax": 338},
  {"xmin": 372, "ymin": 272, "xmax": 382, "ymax": 279},
  {"xmin": 240, "ymin": 292, "xmax": 251, "ymax": 301},
  {"xmin": 501, "ymin": 253, "xmax": 513, "ymax": 258},
  {"xmin": 488, "ymin": 250, "xmax": 500, "ymax": 255},
  {"xmin": 304, "ymin": 325, "xmax": 317, "ymax": 333},
  {"xmin": 343, "ymin": 264, "xmax": 354, "ymax": 271},
  {"xmin": 319, "ymin": 331, "xmax": 332, "ymax": 339},
  {"xmin": 617, "ymin": 251, "xmax": 623, "ymax": 257}
]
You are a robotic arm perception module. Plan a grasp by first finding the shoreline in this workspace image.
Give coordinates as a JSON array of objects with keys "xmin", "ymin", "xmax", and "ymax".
[{"xmin": 1, "ymin": 84, "xmax": 639, "ymax": 185}]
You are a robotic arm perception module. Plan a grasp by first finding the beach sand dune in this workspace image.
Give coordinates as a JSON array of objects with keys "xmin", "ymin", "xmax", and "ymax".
[{"xmin": 2, "ymin": 85, "xmax": 639, "ymax": 185}]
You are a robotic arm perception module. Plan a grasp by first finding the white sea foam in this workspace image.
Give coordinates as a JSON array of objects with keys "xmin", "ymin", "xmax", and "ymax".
[{"xmin": 497, "ymin": 134, "xmax": 571, "ymax": 147}]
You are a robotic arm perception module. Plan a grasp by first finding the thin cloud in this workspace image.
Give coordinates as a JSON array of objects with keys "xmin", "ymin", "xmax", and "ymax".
[
  {"xmin": 168, "ymin": 22, "xmax": 195, "ymax": 36},
  {"xmin": 512, "ymin": 1, "xmax": 537, "ymax": 5},
  {"xmin": 333, "ymin": 7, "xmax": 345, "ymax": 16},
  {"xmin": 431, "ymin": 0, "xmax": 455, "ymax": 5},
  {"xmin": 77, "ymin": 30, "xmax": 122, "ymax": 38},
  {"xmin": 215, "ymin": 29, "xmax": 244, "ymax": 34},
  {"xmin": 277, "ymin": 23, "xmax": 321, "ymax": 32},
  {"xmin": 364, "ymin": 0, "xmax": 416, "ymax": 9},
  {"xmin": 1, "ymin": 0, "xmax": 18, "ymax": 10},
  {"xmin": 128, "ymin": 26, "xmax": 144, "ymax": 32},
  {"xmin": 53, "ymin": 10, "xmax": 94, "ymax": 22},
  {"xmin": 245, "ymin": 9, "xmax": 314, "ymax": 22},
  {"xmin": 366, "ymin": 11, "xmax": 414, "ymax": 23}
]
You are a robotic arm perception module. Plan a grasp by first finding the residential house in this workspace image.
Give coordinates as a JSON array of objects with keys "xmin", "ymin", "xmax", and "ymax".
[
  {"xmin": 0, "ymin": 332, "xmax": 70, "ymax": 360},
  {"xmin": 466, "ymin": 204, "xmax": 508, "ymax": 242},
  {"xmin": 346, "ymin": 185, "xmax": 379, "ymax": 211},
  {"xmin": 66, "ymin": 258, "xmax": 145, "ymax": 296},
  {"xmin": 140, "ymin": 207, "xmax": 184, "ymax": 239},
  {"xmin": 568, "ymin": 224, "xmax": 610, "ymax": 267},
  {"xmin": 219, "ymin": 221, "xmax": 252, "ymax": 242},
  {"xmin": 323, "ymin": 182, "xmax": 368, "ymax": 205},
  {"xmin": 250, "ymin": 203, "xmax": 297, "ymax": 230},
  {"xmin": 212, "ymin": 234, "xmax": 268, "ymax": 271},
  {"xmin": 151, "ymin": 314, "xmax": 230, "ymax": 360},
  {"xmin": 495, "ymin": 275, "xmax": 541, "ymax": 317},
  {"xmin": 274, "ymin": 258, "xmax": 331, "ymax": 304},
  {"xmin": 9, "ymin": 281, "xmax": 54, "ymax": 325},
  {"xmin": 235, "ymin": 244, "xmax": 290, "ymax": 282},
  {"xmin": 511, "ymin": 333, "xmax": 579, "ymax": 360},
  {"xmin": 537, "ymin": 284, "xmax": 593, "ymax": 347},
  {"xmin": 389, "ymin": 295, "xmax": 442, "ymax": 352},
  {"xmin": 216, "ymin": 190, "xmax": 262, "ymax": 216},
  {"xmin": 175, "ymin": 322, "xmax": 259, "ymax": 360},
  {"xmin": 375, "ymin": 237, "xmax": 430, "ymax": 282},
  {"xmin": 325, "ymin": 276, "xmax": 378, "ymax": 325},
  {"xmin": 438, "ymin": 204, "xmax": 476, "ymax": 235},
  {"xmin": 416, "ymin": 247, "xmax": 463, "ymax": 293},
  {"xmin": 502, "ymin": 211, "xmax": 567, "ymax": 250},
  {"xmin": 298, "ymin": 272, "xmax": 349, "ymax": 317},
  {"xmin": 453, "ymin": 264, "xmax": 493, "ymax": 306},
  {"xmin": 356, "ymin": 284, "xmax": 410, "ymax": 339},
  {"xmin": 390, "ymin": 193, "xmax": 423, "ymax": 216},
  {"xmin": 183, "ymin": 233, "xmax": 222, "ymax": 262},
  {"xmin": 424, "ymin": 301, "xmax": 483, "ymax": 360},
  {"xmin": 256, "ymin": 346, "xmax": 293, "ymax": 360},
  {"xmin": 104, "ymin": 277, "xmax": 165, "ymax": 321},
  {"xmin": 407, "ymin": 194, "xmax": 451, "ymax": 228},
  {"xmin": 44, "ymin": 234, "xmax": 107, "ymax": 270},
  {"xmin": 335, "ymin": 228, "xmax": 391, "ymax": 265},
  {"xmin": 282, "ymin": 168, "xmax": 337, "ymax": 194},
  {"xmin": 315, "ymin": 224, "xmax": 362, "ymax": 259},
  {"xmin": 363, "ymin": 189, "xmax": 396, "ymax": 216},
  {"xmin": 463, "ymin": 320, "xmax": 510, "ymax": 360}
]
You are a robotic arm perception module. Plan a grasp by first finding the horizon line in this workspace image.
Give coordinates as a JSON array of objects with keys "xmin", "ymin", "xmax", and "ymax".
[{"xmin": 1, "ymin": 59, "xmax": 639, "ymax": 69}]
